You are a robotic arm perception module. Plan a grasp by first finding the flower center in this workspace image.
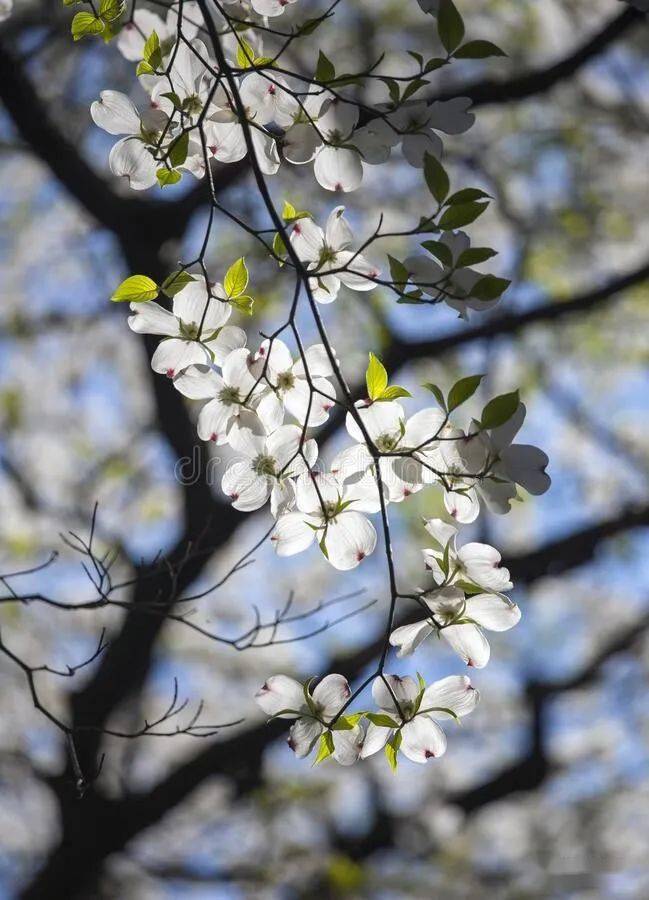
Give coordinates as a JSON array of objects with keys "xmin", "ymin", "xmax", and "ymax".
[
  {"xmin": 184, "ymin": 94, "xmax": 203, "ymax": 116},
  {"xmin": 277, "ymin": 371, "xmax": 295, "ymax": 391},
  {"xmin": 218, "ymin": 386, "xmax": 241, "ymax": 406},
  {"xmin": 254, "ymin": 454, "xmax": 277, "ymax": 477},
  {"xmin": 179, "ymin": 320, "xmax": 200, "ymax": 340},
  {"xmin": 376, "ymin": 433, "xmax": 398, "ymax": 452}
]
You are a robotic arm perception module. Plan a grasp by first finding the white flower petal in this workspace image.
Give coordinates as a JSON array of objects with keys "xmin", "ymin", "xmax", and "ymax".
[
  {"xmin": 255, "ymin": 674, "xmax": 306, "ymax": 718},
  {"xmin": 312, "ymin": 674, "xmax": 351, "ymax": 720},
  {"xmin": 324, "ymin": 511, "xmax": 376, "ymax": 569},
  {"xmin": 422, "ymin": 674, "xmax": 479, "ymax": 719},
  {"xmin": 400, "ymin": 716, "xmax": 447, "ymax": 762},
  {"xmin": 464, "ymin": 593, "xmax": 521, "ymax": 632},
  {"xmin": 389, "ymin": 620, "xmax": 435, "ymax": 657},
  {"xmin": 441, "ymin": 623, "xmax": 491, "ymax": 668}
]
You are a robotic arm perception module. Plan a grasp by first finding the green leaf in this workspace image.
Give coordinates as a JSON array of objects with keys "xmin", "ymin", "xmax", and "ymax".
[
  {"xmin": 156, "ymin": 168, "xmax": 181, "ymax": 187},
  {"xmin": 136, "ymin": 60, "xmax": 154, "ymax": 76},
  {"xmin": 281, "ymin": 200, "xmax": 311, "ymax": 224},
  {"xmin": 282, "ymin": 200, "xmax": 297, "ymax": 220},
  {"xmin": 437, "ymin": 0, "xmax": 464, "ymax": 54},
  {"xmin": 315, "ymin": 50, "xmax": 335, "ymax": 82},
  {"xmin": 160, "ymin": 91, "xmax": 182, "ymax": 111},
  {"xmin": 366, "ymin": 713, "xmax": 398, "ymax": 728},
  {"xmin": 470, "ymin": 274, "xmax": 511, "ymax": 301},
  {"xmin": 142, "ymin": 30, "xmax": 160, "ymax": 60},
  {"xmin": 111, "ymin": 274, "xmax": 159, "ymax": 303},
  {"xmin": 224, "ymin": 257, "xmax": 249, "ymax": 298},
  {"xmin": 388, "ymin": 254, "xmax": 409, "ymax": 288},
  {"xmin": 422, "ymin": 381, "xmax": 447, "ymax": 411},
  {"xmin": 447, "ymin": 374, "xmax": 484, "ymax": 412},
  {"xmin": 236, "ymin": 37, "xmax": 256, "ymax": 69},
  {"xmin": 454, "ymin": 40, "xmax": 507, "ymax": 59},
  {"xmin": 98, "ymin": 0, "xmax": 124, "ymax": 22},
  {"xmin": 446, "ymin": 188, "xmax": 491, "ymax": 205},
  {"xmin": 230, "ymin": 295, "xmax": 254, "ymax": 315},
  {"xmin": 297, "ymin": 16, "xmax": 325, "ymax": 36},
  {"xmin": 366, "ymin": 352, "xmax": 388, "ymax": 401},
  {"xmin": 423, "ymin": 152, "xmax": 449, "ymax": 204},
  {"xmin": 456, "ymin": 247, "xmax": 498, "ymax": 267},
  {"xmin": 379, "ymin": 385, "xmax": 412, "ymax": 401},
  {"xmin": 332, "ymin": 713, "xmax": 364, "ymax": 730},
  {"xmin": 421, "ymin": 240, "xmax": 453, "ymax": 269},
  {"xmin": 168, "ymin": 131, "xmax": 189, "ymax": 168},
  {"xmin": 401, "ymin": 77, "xmax": 429, "ymax": 102},
  {"xmin": 272, "ymin": 232, "xmax": 287, "ymax": 261},
  {"xmin": 424, "ymin": 57, "xmax": 447, "ymax": 73},
  {"xmin": 71, "ymin": 11, "xmax": 104, "ymax": 40},
  {"xmin": 396, "ymin": 291, "xmax": 424, "ymax": 304},
  {"xmin": 313, "ymin": 731, "xmax": 335, "ymax": 765},
  {"xmin": 385, "ymin": 731, "xmax": 402, "ymax": 772},
  {"xmin": 480, "ymin": 390, "xmax": 520, "ymax": 430},
  {"xmin": 161, "ymin": 270, "xmax": 195, "ymax": 297},
  {"xmin": 438, "ymin": 201, "xmax": 489, "ymax": 230}
]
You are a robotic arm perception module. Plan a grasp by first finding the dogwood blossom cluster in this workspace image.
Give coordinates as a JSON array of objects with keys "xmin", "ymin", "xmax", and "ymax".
[
  {"xmin": 87, "ymin": 0, "xmax": 481, "ymax": 198},
  {"xmin": 77, "ymin": 0, "xmax": 551, "ymax": 769}
]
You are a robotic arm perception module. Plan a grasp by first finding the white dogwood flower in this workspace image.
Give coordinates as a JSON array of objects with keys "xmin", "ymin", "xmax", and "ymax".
[
  {"xmin": 290, "ymin": 206, "xmax": 379, "ymax": 302},
  {"xmin": 361, "ymin": 674, "xmax": 478, "ymax": 764},
  {"xmin": 127, "ymin": 278, "xmax": 235, "ymax": 376},
  {"xmin": 222, "ymin": 424, "xmax": 317, "ymax": 513},
  {"xmin": 251, "ymin": 339, "xmax": 336, "ymax": 427},
  {"xmin": 389, "ymin": 585, "xmax": 521, "ymax": 668},
  {"xmin": 271, "ymin": 471, "xmax": 379, "ymax": 570},
  {"xmin": 255, "ymin": 673, "xmax": 362, "ymax": 764},
  {"xmin": 422, "ymin": 518, "xmax": 513, "ymax": 593}
]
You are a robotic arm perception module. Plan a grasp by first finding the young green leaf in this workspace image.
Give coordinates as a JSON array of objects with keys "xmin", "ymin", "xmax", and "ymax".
[
  {"xmin": 421, "ymin": 240, "xmax": 454, "ymax": 269},
  {"xmin": 366, "ymin": 713, "xmax": 399, "ymax": 728},
  {"xmin": 480, "ymin": 390, "xmax": 520, "ymax": 429},
  {"xmin": 156, "ymin": 168, "xmax": 181, "ymax": 187},
  {"xmin": 454, "ymin": 40, "xmax": 507, "ymax": 59},
  {"xmin": 447, "ymin": 374, "xmax": 484, "ymax": 412},
  {"xmin": 423, "ymin": 152, "xmax": 449, "ymax": 204},
  {"xmin": 315, "ymin": 50, "xmax": 335, "ymax": 82},
  {"xmin": 111, "ymin": 275, "xmax": 159, "ymax": 303},
  {"xmin": 98, "ymin": 0, "xmax": 124, "ymax": 23},
  {"xmin": 438, "ymin": 201, "xmax": 489, "ymax": 230},
  {"xmin": 387, "ymin": 255, "xmax": 409, "ymax": 288},
  {"xmin": 455, "ymin": 247, "xmax": 498, "ymax": 267},
  {"xmin": 380, "ymin": 385, "xmax": 412, "ymax": 401},
  {"xmin": 366, "ymin": 352, "xmax": 388, "ymax": 401},
  {"xmin": 422, "ymin": 381, "xmax": 447, "ymax": 411},
  {"xmin": 313, "ymin": 731, "xmax": 335, "ymax": 765},
  {"xmin": 161, "ymin": 270, "xmax": 196, "ymax": 298},
  {"xmin": 224, "ymin": 257, "xmax": 249, "ymax": 298},
  {"xmin": 71, "ymin": 11, "xmax": 104, "ymax": 40},
  {"xmin": 446, "ymin": 187, "xmax": 491, "ymax": 205},
  {"xmin": 230, "ymin": 295, "xmax": 254, "ymax": 315},
  {"xmin": 437, "ymin": 0, "xmax": 465, "ymax": 54},
  {"xmin": 236, "ymin": 37, "xmax": 256, "ymax": 69},
  {"xmin": 385, "ymin": 731, "xmax": 402, "ymax": 772},
  {"xmin": 470, "ymin": 275, "xmax": 511, "ymax": 301},
  {"xmin": 168, "ymin": 131, "xmax": 189, "ymax": 168}
]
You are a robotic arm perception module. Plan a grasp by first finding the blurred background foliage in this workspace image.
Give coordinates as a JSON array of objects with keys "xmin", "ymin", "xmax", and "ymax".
[{"xmin": 0, "ymin": 0, "xmax": 648, "ymax": 897}]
